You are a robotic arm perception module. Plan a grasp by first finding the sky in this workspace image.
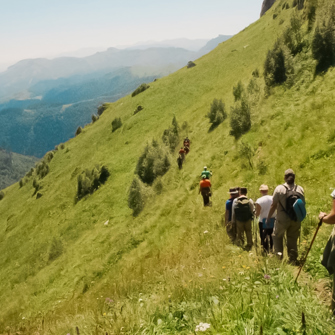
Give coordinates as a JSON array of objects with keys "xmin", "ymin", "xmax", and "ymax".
[{"xmin": 1, "ymin": 0, "xmax": 264, "ymax": 70}]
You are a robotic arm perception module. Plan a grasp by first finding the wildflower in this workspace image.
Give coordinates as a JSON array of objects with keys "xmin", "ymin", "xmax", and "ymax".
[
  {"xmin": 204, "ymin": 230, "xmax": 209, "ymax": 234},
  {"xmin": 277, "ymin": 252, "xmax": 283, "ymax": 256},
  {"xmin": 22, "ymin": 317, "xmax": 25, "ymax": 320},
  {"xmin": 276, "ymin": 295, "xmax": 279, "ymax": 299},
  {"xmin": 103, "ymin": 312, "xmax": 106, "ymax": 316},
  {"xmin": 222, "ymin": 266, "xmax": 226, "ymax": 269},
  {"xmin": 105, "ymin": 298, "xmax": 114, "ymax": 304},
  {"xmin": 242, "ymin": 265, "xmax": 246, "ymax": 268},
  {"xmin": 195, "ymin": 322, "xmax": 211, "ymax": 332},
  {"xmin": 104, "ymin": 220, "xmax": 109, "ymax": 226},
  {"xmin": 264, "ymin": 274, "xmax": 271, "ymax": 280},
  {"xmin": 198, "ymin": 273, "xmax": 203, "ymax": 277},
  {"xmin": 139, "ymin": 298, "xmax": 143, "ymax": 302},
  {"xmin": 246, "ymin": 267, "xmax": 250, "ymax": 269}
]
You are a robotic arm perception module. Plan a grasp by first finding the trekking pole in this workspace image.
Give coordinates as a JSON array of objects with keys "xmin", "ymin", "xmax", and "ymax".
[{"xmin": 295, "ymin": 219, "xmax": 323, "ymax": 284}]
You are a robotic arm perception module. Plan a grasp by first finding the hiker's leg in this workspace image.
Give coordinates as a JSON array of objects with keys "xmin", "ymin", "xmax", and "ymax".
[
  {"xmin": 236, "ymin": 220, "xmax": 244, "ymax": 247},
  {"xmin": 245, "ymin": 219, "xmax": 253, "ymax": 249},
  {"xmin": 268, "ymin": 228, "xmax": 274, "ymax": 251},
  {"xmin": 273, "ymin": 220, "xmax": 287, "ymax": 258},
  {"xmin": 226, "ymin": 222, "xmax": 236, "ymax": 243},
  {"xmin": 286, "ymin": 220, "xmax": 301, "ymax": 262},
  {"xmin": 262, "ymin": 228, "xmax": 269, "ymax": 253},
  {"xmin": 259, "ymin": 221, "xmax": 263, "ymax": 242}
]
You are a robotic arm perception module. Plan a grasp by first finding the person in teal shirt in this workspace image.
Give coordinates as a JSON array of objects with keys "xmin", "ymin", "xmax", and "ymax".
[{"xmin": 201, "ymin": 166, "xmax": 212, "ymax": 179}]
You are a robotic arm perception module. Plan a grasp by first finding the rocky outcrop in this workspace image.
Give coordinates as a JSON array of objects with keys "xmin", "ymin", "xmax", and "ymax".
[{"xmin": 260, "ymin": 0, "xmax": 277, "ymax": 16}]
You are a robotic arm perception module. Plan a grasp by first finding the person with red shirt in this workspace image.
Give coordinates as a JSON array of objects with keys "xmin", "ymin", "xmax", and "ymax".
[{"xmin": 199, "ymin": 175, "xmax": 212, "ymax": 206}]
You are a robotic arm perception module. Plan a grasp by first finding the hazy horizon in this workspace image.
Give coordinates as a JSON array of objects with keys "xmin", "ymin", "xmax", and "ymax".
[{"xmin": 1, "ymin": 0, "xmax": 264, "ymax": 71}]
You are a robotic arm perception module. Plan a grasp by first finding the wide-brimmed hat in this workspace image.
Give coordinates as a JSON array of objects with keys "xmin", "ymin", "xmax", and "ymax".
[
  {"xmin": 259, "ymin": 184, "xmax": 269, "ymax": 191},
  {"xmin": 285, "ymin": 168, "xmax": 295, "ymax": 176},
  {"xmin": 228, "ymin": 188, "xmax": 239, "ymax": 194}
]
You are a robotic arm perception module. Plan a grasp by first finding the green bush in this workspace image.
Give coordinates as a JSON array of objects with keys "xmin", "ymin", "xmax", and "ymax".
[
  {"xmin": 44, "ymin": 151, "xmax": 54, "ymax": 163},
  {"xmin": 76, "ymin": 165, "xmax": 110, "ymax": 201},
  {"xmin": 19, "ymin": 179, "xmax": 24, "ymax": 188},
  {"xmin": 187, "ymin": 61, "xmax": 196, "ymax": 68},
  {"xmin": 239, "ymin": 142, "xmax": 255, "ymax": 169},
  {"xmin": 91, "ymin": 114, "xmax": 99, "ymax": 123},
  {"xmin": 134, "ymin": 105, "xmax": 144, "ymax": 115},
  {"xmin": 111, "ymin": 117, "xmax": 123, "ymax": 132},
  {"xmin": 283, "ymin": 15, "xmax": 304, "ymax": 56},
  {"xmin": 48, "ymin": 237, "xmax": 63, "ymax": 262},
  {"xmin": 162, "ymin": 116, "xmax": 180, "ymax": 152},
  {"xmin": 207, "ymin": 99, "xmax": 227, "ymax": 128},
  {"xmin": 264, "ymin": 40, "xmax": 287, "ymax": 87},
  {"xmin": 132, "ymin": 84, "xmax": 150, "ymax": 97},
  {"xmin": 36, "ymin": 161, "xmax": 49, "ymax": 179},
  {"xmin": 128, "ymin": 177, "xmax": 146, "ymax": 216},
  {"xmin": 97, "ymin": 103, "xmax": 108, "ymax": 116},
  {"xmin": 233, "ymin": 81, "xmax": 245, "ymax": 101},
  {"xmin": 230, "ymin": 97, "xmax": 251, "ymax": 139},
  {"xmin": 0, "ymin": 191, "xmax": 4, "ymax": 200},
  {"xmin": 312, "ymin": 13, "xmax": 335, "ymax": 74},
  {"xmin": 136, "ymin": 140, "xmax": 170, "ymax": 185}
]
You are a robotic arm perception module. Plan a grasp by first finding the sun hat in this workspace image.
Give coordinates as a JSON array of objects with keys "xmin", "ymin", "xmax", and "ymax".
[{"xmin": 259, "ymin": 184, "xmax": 269, "ymax": 191}]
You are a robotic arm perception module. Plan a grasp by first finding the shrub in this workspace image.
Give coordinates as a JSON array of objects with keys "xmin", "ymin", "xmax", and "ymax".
[
  {"xmin": 19, "ymin": 179, "xmax": 24, "ymax": 188},
  {"xmin": 306, "ymin": 0, "xmax": 317, "ymax": 31},
  {"xmin": 60, "ymin": 143, "xmax": 65, "ymax": 150},
  {"xmin": 239, "ymin": 142, "xmax": 255, "ymax": 169},
  {"xmin": 128, "ymin": 177, "xmax": 146, "ymax": 216},
  {"xmin": 91, "ymin": 114, "xmax": 99, "ymax": 123},
  {"xmin": 283, "ymin": 15, "xmax": 304, "ymax": 56},
  {"xmin": 97, "ymin": 103, "xmax": 108, "ymax": 116},
  {"xmin": 76, "ymin": 165, "xmax": 110, "ymax": 201},
  {"xmin": 312, "ymin": 14, "xmax": 335, "ymax": 74},
  {"xmin": 233, "ymin": 81, "xmax": 245, "ymax": 101},
  {"xmin": 162, "ymin": 116, "xmax": 180, "ymax": 152},
  {"xmin": 44, "ymin": 151, "xmax": 54, "ymax": 163},
  {"xmin": 136, "ymin": 140, "xmax": 170, "ymax": 185},
  {"xmin": 75, "ymin": 126, "xmax": 82, "ymax": 136},
  {"xmin": 25, "ymin": 168, "xmax": 34, "ymax": 178},
  {"xmin": 111, "ymin": 117, "xmax": 123, "ymax": 132},
  {"xmin": 36, "ymin": 161, "xmax": 49, "ymax": 179},
  {"xmin": 132, "ymin": 83, "xmax": 150, "ymax": 97},
  {"xmin": 134, "ymin": 105, "xmax": 144, "ymax": 115},
  {"xmin": 187, "ymin": 61, "xmax": 196, "ymax": 68},
  {"xmin": 247, "ymin": 78, "xmax": 260, "ymax": 95},
  {"xmin": 252, "ymin": 69, "xmax": 260, "ymax": 78},
  {"xmin": 230, "ymin": 97, "xmax": 251, "ymax": 139},
  {"xmin": 264, "ymin": 40, "xmax": 287, "ymax": 87},
  {"xmin": 48, "ymin": 237, "xmax": 63, "ymax": 262},
  {"xmin": 207, "ymin": 99, "xmax": 227, "ymax": 127},
  {"xmin": 0, "ymin": 191, "xmax": 4, "ymax": 200}
]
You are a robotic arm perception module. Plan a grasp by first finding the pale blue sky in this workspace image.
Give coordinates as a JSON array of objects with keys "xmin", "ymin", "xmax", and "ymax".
[{"xmin": 1, "ymin": 0, "xmax": 264, "ymax": 67}]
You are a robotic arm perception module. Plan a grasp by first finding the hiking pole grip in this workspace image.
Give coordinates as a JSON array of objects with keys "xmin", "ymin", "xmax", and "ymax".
[{"xmin": 295, "ymin": 219, "xmax": 323, "ymax": 284}]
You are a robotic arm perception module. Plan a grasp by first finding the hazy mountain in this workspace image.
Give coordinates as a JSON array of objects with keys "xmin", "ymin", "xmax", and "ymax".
[{"xmin": 199, "ymin": 35, "xmax": 233, "ymax": 53}]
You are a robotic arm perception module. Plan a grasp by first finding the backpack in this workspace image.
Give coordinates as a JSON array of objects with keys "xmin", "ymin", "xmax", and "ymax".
[
  {"xmin": 235, "ymin": 197, "xmax": 253, "ymax": 222},
  {"xmin": 282, "ymin": 185, "xmax": 304, "ymax": 221}
]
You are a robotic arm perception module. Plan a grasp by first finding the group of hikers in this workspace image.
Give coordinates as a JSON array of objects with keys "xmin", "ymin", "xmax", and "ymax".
[
  {"xmin": 177, "ymin": 137, "xmax": 190, "ymax": 169},
  {"xmin": 198, "ymin": 167, "xmax": 335, "ymax": 313}
]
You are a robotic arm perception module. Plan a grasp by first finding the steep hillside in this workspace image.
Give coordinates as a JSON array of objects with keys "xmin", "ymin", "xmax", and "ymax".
[{"xmin": 1, "ymin": 0, "xmax": 335, "ymax": 334}]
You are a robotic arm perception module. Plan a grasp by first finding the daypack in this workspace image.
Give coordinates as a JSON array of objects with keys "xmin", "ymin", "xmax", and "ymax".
[
  {"xmin": 282, "ymin": 185, "xmax": 304, "ymax": 221},
  {"xmin": 235, "ymin": 197, "xmax": 253, "ymax": 222}
]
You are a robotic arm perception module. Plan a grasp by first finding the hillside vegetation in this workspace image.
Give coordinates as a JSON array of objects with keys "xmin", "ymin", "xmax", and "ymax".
[{"xmin": 1, "ymin": 0, "xmax": 335, "ymax": 334}]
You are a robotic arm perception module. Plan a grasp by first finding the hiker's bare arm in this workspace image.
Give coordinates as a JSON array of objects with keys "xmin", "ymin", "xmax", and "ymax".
[
  {"xmin": 319, "ymin": 199, "xmax": 335, "ymax": 224},
  {"xmin": 266, "ymin": 202, "xmax": 277, "ymax": 222},
  {"xmin": 255, "ymin": 203, "xmax": 261, "ymax": 217}
]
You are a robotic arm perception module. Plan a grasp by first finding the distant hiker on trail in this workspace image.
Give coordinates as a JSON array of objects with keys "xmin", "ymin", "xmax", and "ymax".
[
  {"xmin": 232, "ymin": 187, "xmax": 254, "ymax": 250},
  {"xmin": 179, "ymin": 147, "xmax": 185, "ymax": 160},
  {"xmin": 184, "ymin": 146, "xmax": 190, "ymax": 155},
  {"xmin": 177, "ymin": 155, "xmax": 183, "ymax": 169},
  {"xmin": 225, "ymin": 187, "xmax": 239, "ymax": 243},
  {"xmin": 266, "ymin": 169, "xmax": 305, "ymax": 264},
  {"xmin": 199, "ymin": 175, "xmax": 211, "ymax": 207},
  {"xmin": 319, "ymin": 189, "xmax": 335, "ymax": 314},
  {"xmin": 183, "ymin": 137, "xmax": 190, "ymax": 148},
  {"xmin": 201, "ymin": 166, "xmax": 212, "ymax": 179},
  {"xmin": 255, "ymin": 184, "xmax": 276, "ymax": 253}
]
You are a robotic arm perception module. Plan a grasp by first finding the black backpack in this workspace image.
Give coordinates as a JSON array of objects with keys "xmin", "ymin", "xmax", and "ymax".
[
  {"xmin": 235, "ymin": 197, "xmax": 253, "ymax": 221},
  {"xmin": 282, "ymin": 185, "xmax": 302, "ymax": 221}
]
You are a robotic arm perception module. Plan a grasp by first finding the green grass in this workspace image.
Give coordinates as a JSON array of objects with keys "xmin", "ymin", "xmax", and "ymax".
[{"xmin": 1, "ymin": 0, "xmax": 335, "ymax": 334}]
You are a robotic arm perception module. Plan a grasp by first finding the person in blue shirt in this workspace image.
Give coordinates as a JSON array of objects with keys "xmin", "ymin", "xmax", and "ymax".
[{"xmin": 225, "ymin": 187, "xmax": 239, "ymax": 243}]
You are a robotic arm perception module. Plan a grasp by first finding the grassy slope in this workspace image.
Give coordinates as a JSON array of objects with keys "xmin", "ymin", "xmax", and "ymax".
[{"xmin": 1, "ymin": 1, "xmax": 335, "ymax": 334}]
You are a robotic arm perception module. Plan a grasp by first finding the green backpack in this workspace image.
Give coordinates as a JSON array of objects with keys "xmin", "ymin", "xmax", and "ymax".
[{"xmin": 235, "ymin": 197, "xmax": 253, "ymax": 222}]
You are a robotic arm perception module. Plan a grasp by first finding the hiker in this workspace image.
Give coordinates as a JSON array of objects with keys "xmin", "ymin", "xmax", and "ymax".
[
  {"xmin": 183, "ymin": 137, "xmax": 190, "ymax": 148},
  {"xmin": 266, "ymin": 169, "xmax": 305, "ymax": 264},
  {"xmin": 255, "ymin": 184, "xmax": 276, "ymax": 253},
  {"xmin": 319, "ymin": 190, "xmax": 335, "ymax": 314},
  {"xmin": 199, "ymin": 175, "xmax": 211, "ymax": 207},
  {"xmin": 179, "ymin": 147, "xmax": 185, "ymax": 160},
  {"xmin": 225, "ymin": 187, "xmax": 239, "ymax": 243},
  {"xmin": 177, "ymin": 155, "xmax": 183, "ymax": 169},
  {"xmin": 184, "ymin": 146, "xmax": 190, "ymax": 155},
  {"xmin": 200, "ymin": 166, "xmax": 212, "ymax": 179},
  {"xmin": 232, "ymin": 187, "xmax": 254, "ymax": 250}
]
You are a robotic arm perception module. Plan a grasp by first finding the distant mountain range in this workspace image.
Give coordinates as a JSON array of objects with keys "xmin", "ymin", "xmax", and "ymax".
[{"xmin": 0, "ymin": 35, "xmax": 232, "ymax": 159}]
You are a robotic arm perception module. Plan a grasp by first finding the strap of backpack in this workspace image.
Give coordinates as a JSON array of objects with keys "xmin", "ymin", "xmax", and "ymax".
[{"xmin": 279, "ymin": 184, "xmax": 289, "ymax": 214}]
